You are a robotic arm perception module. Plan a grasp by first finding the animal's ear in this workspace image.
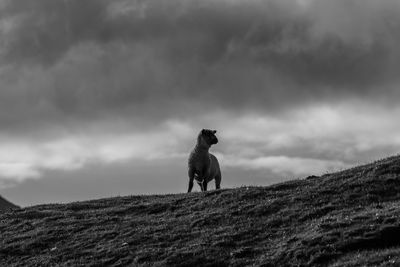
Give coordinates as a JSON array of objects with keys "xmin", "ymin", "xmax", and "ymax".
[{"xmin": 212, "ymin": 130, "xmax": 217, "ymax": 134}]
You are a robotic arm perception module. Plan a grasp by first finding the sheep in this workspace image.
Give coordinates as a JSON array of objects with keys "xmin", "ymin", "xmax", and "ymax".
[{"xmin": 187, "ymin": 129, "xmax": 221, "ymax": 192}]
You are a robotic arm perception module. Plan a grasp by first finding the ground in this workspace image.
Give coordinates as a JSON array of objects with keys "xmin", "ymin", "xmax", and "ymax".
[
  {"xmin": 2, "ymin": 155, "xmax": 400, "ymax": 266},
  {"xmin": 0, "ymin": 195, "xmax": 18, "ymax": 211}
]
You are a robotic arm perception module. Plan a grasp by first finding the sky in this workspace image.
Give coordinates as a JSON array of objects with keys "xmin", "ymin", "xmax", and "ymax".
[{"xmin": 1, "ymin": 0, "xmax": 400, "ymax": 206}]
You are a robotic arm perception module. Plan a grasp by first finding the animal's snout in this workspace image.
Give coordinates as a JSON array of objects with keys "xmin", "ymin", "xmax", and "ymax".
[{"xmin": 212, "ymin": 137, "xmax": 218, "ymax": 144}]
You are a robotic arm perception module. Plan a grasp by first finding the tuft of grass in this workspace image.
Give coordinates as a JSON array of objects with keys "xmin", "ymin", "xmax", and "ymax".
[{"xmin": 3, "ymin": 155, "xmax": 400, "ymax": 266}]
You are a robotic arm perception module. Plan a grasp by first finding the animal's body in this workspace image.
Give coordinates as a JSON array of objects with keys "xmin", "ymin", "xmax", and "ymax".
[{"xmin": 187, "ymin": 129, "xmax": 221, "ymax": 192}]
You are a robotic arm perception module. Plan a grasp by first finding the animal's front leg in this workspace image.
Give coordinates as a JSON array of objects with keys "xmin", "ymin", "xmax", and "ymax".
[
  {"xmin": 197, "ymin": 180, "xmax": 205, "ymax": 191},
  {"xmin": 196, "ymin": 169, "xmax": 206, "ymax": 192}
]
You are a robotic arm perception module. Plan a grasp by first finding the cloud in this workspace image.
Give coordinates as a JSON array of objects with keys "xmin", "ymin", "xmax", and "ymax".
[
  {"xmin": 220, "ymin": 103, "xmax": 400, "ymax": 160},
  {"xmin": 0, "ymin": 127, "xmax": 189, "ymax": 186},
  {"xmin": 0, "ymin": 0, "xmax": 400, "ymax": 190},
  {"xmin": 223, "ymin": 155, "xmax": 350, "ymax": 177},
  {"xmin": 2, "ymin": 101, "xmax": 399, "ymax": 188},
  {"xmin": 0, "ymin": 0, "xmax": 399, "ymax": 134}
]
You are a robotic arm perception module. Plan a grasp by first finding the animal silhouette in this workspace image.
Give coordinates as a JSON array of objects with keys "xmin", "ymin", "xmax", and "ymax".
[{"xmin": 187, "ymin": 129, "xmax": 221, "ymax": 192}]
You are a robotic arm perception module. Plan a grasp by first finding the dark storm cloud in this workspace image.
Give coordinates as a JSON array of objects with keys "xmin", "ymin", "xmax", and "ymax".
[{"xmin": 0, "ymin": 0, "xmax": 400, "ymax": 134}]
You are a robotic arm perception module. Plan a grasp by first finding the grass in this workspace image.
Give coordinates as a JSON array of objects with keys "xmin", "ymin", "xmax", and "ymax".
[
  {"xmin": 2, "ymin": 155, "xmax": 400, "ymax": 266},
  {"xmin": 0, "ymin": 195, "xmax": 19, "ymax": 211}
]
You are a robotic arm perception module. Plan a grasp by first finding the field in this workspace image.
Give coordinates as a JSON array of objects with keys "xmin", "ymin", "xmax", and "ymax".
[{"xmin": 2, "ymin": 155, "xmax": 400, "ymax": 266}]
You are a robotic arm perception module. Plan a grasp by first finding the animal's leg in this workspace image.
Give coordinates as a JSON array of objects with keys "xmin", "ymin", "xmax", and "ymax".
[
  {"xmin": 215, "ymin": 173, "xmax": 221, "ymax": 190},
  {"xmin": 203, "ymin": 180, "xmax": 208, "ymax": 191},
  {"xmin": 198, "ymin": 181, "xmax": 204, "ymax": 191},
  {"xmin": 187, "ymin": 168, "xmax": 195, "ymax": 193},
  {"xmin": 198, "ymin": 167, "xmax": 207, "ymax": 192}
]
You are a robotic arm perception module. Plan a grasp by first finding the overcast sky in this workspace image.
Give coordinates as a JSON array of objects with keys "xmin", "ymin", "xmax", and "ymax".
[{"xmin": 1, "ymin": 0, "xmax": 400, "ymax": 206}]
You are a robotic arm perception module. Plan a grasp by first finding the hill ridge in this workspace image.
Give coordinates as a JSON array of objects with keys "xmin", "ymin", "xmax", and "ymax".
[
  {"xmin": 2, "ymin": 155, "xmax": 400, "ymax": 266},
  {"xmin": 0, "ymin": 195, "xmax": 18, "ymax": 212}
]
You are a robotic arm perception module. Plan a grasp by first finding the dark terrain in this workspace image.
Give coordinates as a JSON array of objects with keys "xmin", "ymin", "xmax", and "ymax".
[
  {"xmin": 2, "ymin": 155, "xmax": 400, "ymax": 266},
  {"xmin": 0, "ymin": 195, "xmax": 18, "ymax": 211}
]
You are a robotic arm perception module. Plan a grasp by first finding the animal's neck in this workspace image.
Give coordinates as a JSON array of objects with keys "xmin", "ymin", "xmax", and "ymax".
[{"xmin": 194, "ymin": 143, "xmax": 210, "ymax": 153}]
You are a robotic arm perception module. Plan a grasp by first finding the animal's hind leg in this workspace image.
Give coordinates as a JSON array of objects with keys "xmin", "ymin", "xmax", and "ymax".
[{"xmin": 215, "ymin": 173, "xmax": 221, "ymax": 190}]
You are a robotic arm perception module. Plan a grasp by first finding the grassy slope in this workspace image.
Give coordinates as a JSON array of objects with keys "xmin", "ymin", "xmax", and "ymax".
[
  {"xmin": 0, "ymin": 195, "xmax": 18, "ymax": 211},
  {"xmin": 2, "ymin": 156, "xmax": 400, "ymax": 266}
]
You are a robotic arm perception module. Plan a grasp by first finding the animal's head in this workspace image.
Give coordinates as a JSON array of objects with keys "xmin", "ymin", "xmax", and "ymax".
[{"xmin": 197, "ymin": 129, "xmax": 218, "ymax": 147}]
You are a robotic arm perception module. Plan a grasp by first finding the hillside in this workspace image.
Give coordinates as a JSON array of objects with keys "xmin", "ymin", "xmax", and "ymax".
[
  {"xmin": 2, "ymin": 156, "xmax": 400, "ymax": 266},
  {"xmin": 0, "ymin": 195, "xmax": 18, "ymax": 212}
]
